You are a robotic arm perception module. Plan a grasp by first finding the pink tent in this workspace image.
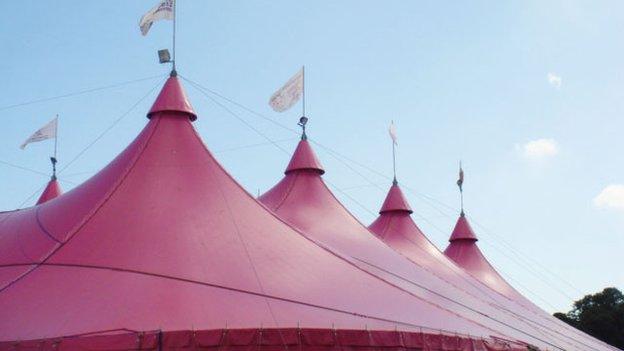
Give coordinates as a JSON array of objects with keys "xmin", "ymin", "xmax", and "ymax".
[
  {"xmin": 0, "ymin": 76, "xmax": 526, "ymax": 351},
  {"xmin": 370, "ymin": 182, "xmax": 618, "ymax": 351},
  {"xmin": 35, "ymin": 177, "xmax": 62, "ymax": 205},
  {"xmin": 261, "ymin": 138, "xmax": 619, "ymax": 351}
]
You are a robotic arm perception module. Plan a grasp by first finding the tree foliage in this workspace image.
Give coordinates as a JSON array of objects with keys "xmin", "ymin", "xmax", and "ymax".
[{"xmin": 554, "ymin": 287, "xmax": 624, "ymax": 349}]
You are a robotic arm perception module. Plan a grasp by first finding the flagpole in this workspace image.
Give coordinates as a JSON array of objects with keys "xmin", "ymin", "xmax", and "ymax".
[
  {"xmin": 54, "ymin": 115, "xmax": 58, "ymax": 161},
  {"xmin": 302, "ymin": 65, "xmax": 305, "ymax": 118},
  {"xmin": 392, "ymin": 140, "xmax": 397, "ymax": 185},
  {"xmin": 459, "ymin": 160, "xmax": 464, "ymax": 216},
  {"xmin": 460, "ymin": 188, "xmax": 464, "ymax": 216},
  {"xmin": 172, "ymin": 0, "xmax": 177, "ymax": 73},
  {"xmin": 52, "ymin": 114, "xmax": 58, "ymax": 180}
]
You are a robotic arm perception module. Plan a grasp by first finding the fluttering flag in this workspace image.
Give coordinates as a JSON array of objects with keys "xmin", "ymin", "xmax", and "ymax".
[
  {"xmin": 20, "ymin": 117, "xmax": 57, "ymax": 150},
  {"xmin": 389, "ymin": 121, "xmax": 398, "ymax": 145},
  {"xmin": 269, "ymin": 68, "xmax": 304, "ymax": 112},
  {"xmin": 139, "ymin": 0, "xmax": 174, "ymax": 36},
  {"xmin": 457, "ymin": 163, "xmax": 464, "ymax": 192}
]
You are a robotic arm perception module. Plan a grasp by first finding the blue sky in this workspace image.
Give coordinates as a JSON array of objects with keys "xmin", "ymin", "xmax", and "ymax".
[{"xmin": 1, "ymin": 1, "xmax": 622, "ymax": 313}]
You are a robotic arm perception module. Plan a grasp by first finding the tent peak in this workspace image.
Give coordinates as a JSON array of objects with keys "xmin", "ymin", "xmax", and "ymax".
[
  {"xmin": 379, "ymin": 182, "xmax": 412, "ymax": 214},
  {"xmin": 36, "ymin": 178, "xmax": 62, "ymax": 205},
  {"xmin": 285, "ymin": 139, "xmax": 324, "ymax": 175},
  {"xmin": 147, "ymin": 75, "xmax": 197, "ymax": 121},
  {"xmin": 448, "ymin": 214, "xmax": 478, "ymax": 242}
]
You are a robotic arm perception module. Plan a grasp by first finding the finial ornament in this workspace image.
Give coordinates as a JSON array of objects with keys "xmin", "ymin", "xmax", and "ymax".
[
  {"xmin": 298, "ymin": 116, "xmax": 308, "ymax": 140},
  {"xmin": 50, "ymin": 157, "xmax": 57, "ymax": 180},
  {"xmin": 457, "ymin": 161, "xmax": 464, "ymax": 216},
  {"xmin": 388, "ymin": 121, "xmax": 398, "ymax": 183}
]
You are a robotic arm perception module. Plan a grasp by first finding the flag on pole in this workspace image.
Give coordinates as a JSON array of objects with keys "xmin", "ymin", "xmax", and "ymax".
[
  {"xmin": 269, "ymin": 68, "xmax": 304, "ymax": 112},
  {"xmin": 139, "ymin": 0, "xmax": 174, "ymax": 36},
  {"xmin": 457, "ymin": 163, "xmax": 464, "ymax": 192},
  {"xmin": 20, "ymin": 117, "xmax": 58, "ymax": 150},
  {"xmin": 389, "ymin": 121, "xmax": 398, "ymax": 145}
]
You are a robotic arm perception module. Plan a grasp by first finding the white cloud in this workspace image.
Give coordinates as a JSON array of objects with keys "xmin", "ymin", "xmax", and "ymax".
[
  {"xmin": 548, "ymin": 72, "xmax": 562, "ymax": 89},
  {"xmin": 593, "ymin": 185, "xmax": 624, "ymax": 212},
  {"xmin": 520, "ymin": 138, "xmax": 559, "ymax": 159}
]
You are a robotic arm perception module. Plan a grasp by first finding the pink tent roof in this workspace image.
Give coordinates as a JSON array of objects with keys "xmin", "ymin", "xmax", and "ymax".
[
  {"xmin": 370, "ymin": 183, "xmax": 617, "ymax": 351},
  {"xmin": 260, "ymin": 140, "xmax": 619, "ymax": 351},
  {"xmin": 0, "ymin": 77, "xmax": 529, "ymax": 350},
  {"xmin": 35, "ymin": 178, "xmax": 62, "ymax": 205}
]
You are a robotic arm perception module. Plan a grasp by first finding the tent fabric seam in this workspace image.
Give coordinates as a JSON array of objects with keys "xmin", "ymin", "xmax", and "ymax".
[
  {"xmin": 0, "ymin": 116, "xmax": 161, "ymax": 294},
  {"xmin": 0, "ymin": 261, "xmax": 487, "ymax": 336}
]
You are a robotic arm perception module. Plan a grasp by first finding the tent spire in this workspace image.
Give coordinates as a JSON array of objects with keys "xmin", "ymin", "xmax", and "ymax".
[
  {"xmin": 298, "ymin": 66, "xmax": 307, "ymax": 140},
  {"xmin": 388, "ymin": 121, "xmax": 398, "ymax": 184},
  {"xmin": 51, "ymin": 114, "xmax": 58, "ymax": 180},
  {"xmin": 50, "ymin": 157, "xmax": 57, "ymax": 180},
  {"xmin": 298, "ymin": 116, "xmax": 308, "ymax": 140},
  {"xmin": 457, "ymin": 161, "xmax": 464, "ymax": 216},
  {"xmin": 171, "ymin": 0, "xmax": 177, "ymax": 76}
]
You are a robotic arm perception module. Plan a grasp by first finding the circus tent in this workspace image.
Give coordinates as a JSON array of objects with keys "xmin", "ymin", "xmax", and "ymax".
[
  {"xmin": 0, "ymin": 75, "xmax": 533, "ymax": 350},
  {"xmin": 260, "ymin": 137, "xmax": 618, "ymax": 351}
]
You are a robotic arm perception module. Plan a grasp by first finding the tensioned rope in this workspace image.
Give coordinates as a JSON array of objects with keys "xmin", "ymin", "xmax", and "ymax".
[
  {"xmin": 0, "ymin": 75, "xmax": 164, "ymax": 112},
  {"xmin": 7, "ymin": 139, "xmax": 297, "ymax": 183},
  {"xmin": 0, "ymin": 77, "xmax": 164, "ymax": 231},
  {"xmin": 0, "ymin": 160, "xmax": 76, "ymax": 185},
  {"xmin": 182, "ymin": 78, "xmax": 291, "ymax": 156},
  {"xmin": 58, "ymin": 78, "xmax": 166, "ymax": 175}
]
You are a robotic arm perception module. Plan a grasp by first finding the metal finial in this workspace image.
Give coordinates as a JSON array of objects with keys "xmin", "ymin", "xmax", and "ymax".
[
  {"xmin": 457, "ymin": 160, "xmax": 464, "ymax": 216},
  {"xmin": 298, "ymin": 116, "xmax": 308, "ymax": 140},
  {"xmin": 50, "ymin": 157, "xmax": 57, "ymax": 180}
]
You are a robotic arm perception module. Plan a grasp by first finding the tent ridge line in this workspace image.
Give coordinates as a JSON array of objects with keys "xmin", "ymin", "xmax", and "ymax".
[
  {"xmin": 0, "ymin": 117, "xmax": 163, "ymax": 295},
  {"xmin": 0, "ymin": 261, "xmax": 448, "ymax": 333}
]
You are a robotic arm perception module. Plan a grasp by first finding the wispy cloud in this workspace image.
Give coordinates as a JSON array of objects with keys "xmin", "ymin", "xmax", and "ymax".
[
  {"xmin": 518, "ymin": 138, "xmax": 559, "ymax": 159},
  {"xmin": 548, "ymin": 72, "xmax": 562, "ymax": 89},
  {"xmin": 593, "ymin": 185, "xmax": 624, "ymax": 212}
]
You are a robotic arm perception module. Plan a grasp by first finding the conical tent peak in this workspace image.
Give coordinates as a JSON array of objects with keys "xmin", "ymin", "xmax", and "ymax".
[
  {"xmin": 448, "ymin": 214, "xmax": 478, "ymax": 242},
  {"xmin": 147, "ymin": 76, "xmax": 197, "ymax": 121},
  {"xmin": 379, "ymin": 182, "xmax": 412, "ymax": 214},
  {"xmin": 285, "ymin": 139, "xmax": 324, "ymax": 175},
  {"xmin": 36, "ymin": 178, "xmax": 62, "ymax": 205}
]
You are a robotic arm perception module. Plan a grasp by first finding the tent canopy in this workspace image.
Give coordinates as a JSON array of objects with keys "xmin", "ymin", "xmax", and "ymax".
[{"xmin": 0, "ymin": 77, "xmax": 521, "ymax": 351}]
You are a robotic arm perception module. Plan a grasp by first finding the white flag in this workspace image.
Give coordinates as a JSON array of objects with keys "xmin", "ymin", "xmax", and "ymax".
[
  {"xmin": 20, "ymin": 117, "xmax": 57, "ymax": 150},
  {"xmin": 389, "ymin": 121, "xmax": 398, "ymax": 145},
  {"xmin": 269, "ymin": 68, "xmax": 304, "ymax": 112},
  {"xmin": 139, "ymin": 0, "xmax": 174, "ymax": 36}
]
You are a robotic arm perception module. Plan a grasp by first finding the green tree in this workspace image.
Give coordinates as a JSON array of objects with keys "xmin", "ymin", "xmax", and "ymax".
[{"xmin": 554, "ymin": 287, "xmax": 624, "ymax": 349}]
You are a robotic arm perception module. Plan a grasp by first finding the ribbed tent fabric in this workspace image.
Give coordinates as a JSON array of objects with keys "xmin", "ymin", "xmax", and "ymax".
[
  {"xmin": 0, "ymin": 76, "xmax": 529, "ymax": 351},
  {"xmin": 260, "ymin": 139, "xmax": 619, "ymax": 351},
  {"xmin": 35, "ymin": 177, "xmax": 62, "ymax": 205},
  {"xmin": 370, "ymin": 182, "xmax": 619, "ymax": 351}
]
